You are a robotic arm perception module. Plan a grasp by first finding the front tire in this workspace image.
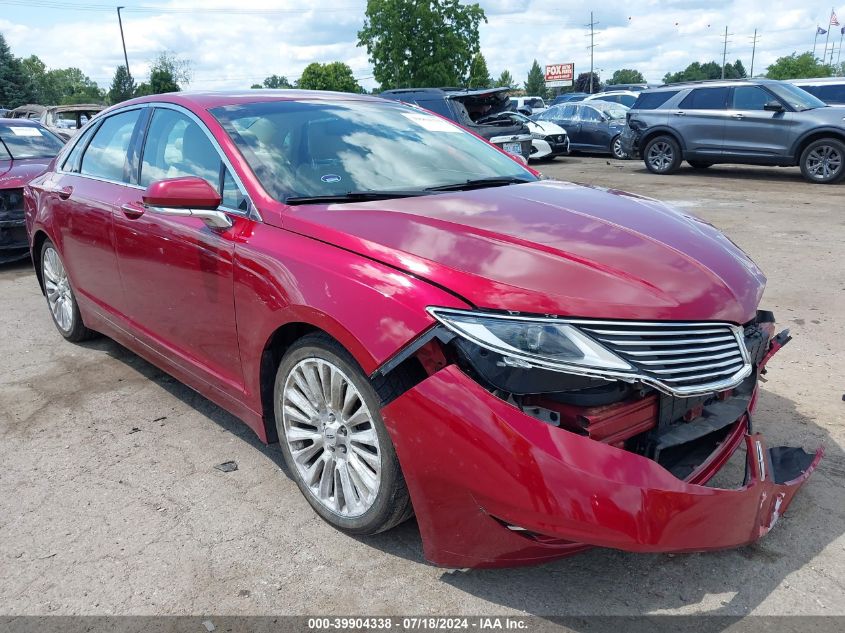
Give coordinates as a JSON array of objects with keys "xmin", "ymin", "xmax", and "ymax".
[
  {"xmin": 40, "ymin": 240, "xmax": 95, "ymax": 342},
  {"xmin": 799, "ymin": 138, "xmax": 845, "ymax": 184},
  {"xmin": 643, "ymin": 135, "xmax": 682, "ymax": 174},
  {"xmin": 274, "ymin": 333, "xmax": 413, "ymax": 535}
]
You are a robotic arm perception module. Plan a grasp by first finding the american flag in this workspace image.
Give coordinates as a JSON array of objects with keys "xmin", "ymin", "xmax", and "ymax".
[{"xmin": 832, "ymin": 11, "xmax": 840, "ymax": 26}]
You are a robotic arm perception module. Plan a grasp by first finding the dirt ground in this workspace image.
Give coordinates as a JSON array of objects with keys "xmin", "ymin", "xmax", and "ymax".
[{"xmin": 1, "ymin": 156, "xmax": 843, "ymax": 618}]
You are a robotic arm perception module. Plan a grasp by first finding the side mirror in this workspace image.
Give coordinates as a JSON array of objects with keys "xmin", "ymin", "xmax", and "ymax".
[
  {"xmin": 518, "ymin": 106, "xmax": 533, "ymax": 116},
  {"xmin": 763, "ymin": 100, "xmax": 785, "ymax": 112},
  {"xmin": 142, "ymin": 176, "xmax": 232, "ymax": 229}
]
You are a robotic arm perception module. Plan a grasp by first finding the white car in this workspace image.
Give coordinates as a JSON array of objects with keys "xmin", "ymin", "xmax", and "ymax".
[
  {"xmin": 493, "ymin": 112, "xmax": 569, "ymax": 160},
  {"xmin": 583, "ymin": 90, "xmax": 639, "ymax": 108},
  {"xmin": 788, "ymin": 77, "xmax": 845, "ymax": 106},
  {"xmin": 510, "ymin": 96, "xmax": 548, "ymax": 115}
]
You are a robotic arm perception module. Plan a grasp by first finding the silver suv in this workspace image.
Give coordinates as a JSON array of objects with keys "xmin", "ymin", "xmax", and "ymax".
[{"xmin": 621, "ymin": 79, "xmax": 845, "ymax": 184}]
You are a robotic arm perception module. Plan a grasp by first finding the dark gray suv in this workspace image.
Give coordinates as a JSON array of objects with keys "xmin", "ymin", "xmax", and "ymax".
[{"xmin": 621, "ymin": 79, "xmax": 845, "ymax": 184}]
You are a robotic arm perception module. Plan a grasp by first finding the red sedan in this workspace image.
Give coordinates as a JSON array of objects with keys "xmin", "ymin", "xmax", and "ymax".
[
  {"xmin": 1, "ymin": 118, "xmax": 64, "ymax": 263},
  {"xmin": 24, "ymin": 91, "xmax": 820, "ymax": 568}
]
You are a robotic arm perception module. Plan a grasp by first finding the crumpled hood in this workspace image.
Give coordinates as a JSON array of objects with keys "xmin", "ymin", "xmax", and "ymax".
[
  {"xmin": 0, "ymin": 158, "xmax": 52, "ymax": 189},
  {"xmin": 283, "ymin": 180, "xmax": 766, "ymax": 323}
]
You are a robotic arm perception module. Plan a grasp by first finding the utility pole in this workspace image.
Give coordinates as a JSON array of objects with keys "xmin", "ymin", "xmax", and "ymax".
[
  {"xmin": 116, "ymin": 6, "xmax": 131, "ymax": 80},
  {"xmin": 585, "ymin": 12, "xmax": 599, "ymax": 93},
  {"xmin": 749, "ymin": 29, "xmax": 759, "ymax": 77},
  {"xmin": 720, "ymin": 26, "xmax": 732, "ymax": 79}
]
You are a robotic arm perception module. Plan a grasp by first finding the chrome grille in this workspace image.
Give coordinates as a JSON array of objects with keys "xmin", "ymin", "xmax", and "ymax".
[{"xmin": 576, "ymin": 321, "xmax": 750, "ymax": 395}]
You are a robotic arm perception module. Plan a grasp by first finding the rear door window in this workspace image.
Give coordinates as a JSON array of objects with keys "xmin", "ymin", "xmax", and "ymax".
[
  {"xmin": 679, "ymin": 87, "xmax": 730, "ymax": 110},
  {"xmin": 80, "ymin": 109, "xmax": 142, "ymax": 183},
  {"xmin": 633, "ymin": 91, "xmax": 679, "ymax": 109}
]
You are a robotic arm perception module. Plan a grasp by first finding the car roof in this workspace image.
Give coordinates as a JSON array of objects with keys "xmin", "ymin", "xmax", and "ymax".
[
  {"xmin": 47, "ymin": 104, "xmax": 104, "ymax": 112},
  {"xmin": 789, "ymin": 77, "xmax": 845, "ymax": 85},
  {"xmin": 10, "ymin": 104, "xmax": 46, "ymax": 113},
  {"xmin": 0, "ymin": 117, "xmax": 42, "ymax": 126},
  {"xmin": 105, "ymin": 90, "xmax": 386, "ymax": 113},
  {"xmin": 380, "ymin": 87, "xmax": 510, "ymax": 99},
  {"xmin": 648, "ymin": 78, "xmax": 783, "ymax": 91},
  {"xmin": 587, "ymin": 90, "xmax": 638, "ymax": 97}
]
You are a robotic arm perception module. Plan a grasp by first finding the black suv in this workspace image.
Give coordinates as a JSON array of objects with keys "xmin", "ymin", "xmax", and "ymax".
[
  {"xmin": 379, "ymin": 87, "xmax": 532, "ymax": 160},
  {"xmin": 621, "ymin": 79, "xmax": 845, "ymax": 184}
]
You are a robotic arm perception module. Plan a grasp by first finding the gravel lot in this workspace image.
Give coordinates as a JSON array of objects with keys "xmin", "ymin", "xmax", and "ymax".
[{"xmin": 1, "ymin": 156, "xmax": 843, "ymax": 618}]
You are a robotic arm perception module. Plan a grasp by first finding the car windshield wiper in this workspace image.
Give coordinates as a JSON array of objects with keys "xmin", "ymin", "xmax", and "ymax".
[
  {"xmin": 426, "ymin": 176, "xmax": 534, "ymax": 192},
  {"xmin": 285, "ymin": 190, "xmax": 433, "ymax": 205}
]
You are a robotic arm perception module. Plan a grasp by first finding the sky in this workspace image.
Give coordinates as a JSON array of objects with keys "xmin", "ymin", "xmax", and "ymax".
[{"xmin": 1, "ymin": 0, "xmax": 844, "ymax": 92}]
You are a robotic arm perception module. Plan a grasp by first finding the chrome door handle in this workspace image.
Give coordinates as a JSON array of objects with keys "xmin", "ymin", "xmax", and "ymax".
[
  {"xmin": 732, "ymin": 113, "xmax": 745, "ymax": 119},
  {"xmin": 121, "ymin": 202, "xmax": 145, "ymax": 218},
  {"xmin": 674, "ymin": 111, "xmax": 685, "ymax": 116}
]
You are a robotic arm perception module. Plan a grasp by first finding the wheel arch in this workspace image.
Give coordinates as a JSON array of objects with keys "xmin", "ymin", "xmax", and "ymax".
[
  {"xmin": 31, "ymin": 229, "xmax": 51, "ymax": 294},
  {"xmin": 792, "ymin": 129, "xmax": 845, "ymax": 163},
  {"xmin": 640, "ymin": 127, "xmax": 686, "ymax": 152}
]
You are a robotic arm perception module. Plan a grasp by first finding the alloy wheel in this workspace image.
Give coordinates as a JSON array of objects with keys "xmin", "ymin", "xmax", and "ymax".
[
  {"xmin": 42, "ymin": 246, "xmax": 74, "ymax": 333},
  {"xmin": 612, "ymin": 137, "xmax": 626, "ymax": 159},
  {"xmin": 281, "ymin": 358, "xmax": 381, "ymax": 518},
  {"xmin": 647, "ymin": 141, "xmax": 674, "ymax": 172},
  {"xmin": 805, "ymin": 144, "xmax": 842, "ymax": 181}
]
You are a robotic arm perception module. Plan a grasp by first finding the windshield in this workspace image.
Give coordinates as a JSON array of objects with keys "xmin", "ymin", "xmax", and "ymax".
[
  {"xmin": 0, "ymin": 123, "xmax": 65, "ymax": 159},
  {"xmin": 769, "ymin": 83, "xmax": 827, "ymax": 111},
  {"xmin": 594, "ymin": 103, "xmax": 629, "ymax": 120},
  {"xmin": 211, "ymin": 100, "xmax": 535, "ymax": 202}
]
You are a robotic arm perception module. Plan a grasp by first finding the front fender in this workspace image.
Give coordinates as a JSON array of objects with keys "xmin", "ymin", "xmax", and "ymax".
[{"xmin": 233, "ymin": 224, "xmax": 469, "ymax": 425}]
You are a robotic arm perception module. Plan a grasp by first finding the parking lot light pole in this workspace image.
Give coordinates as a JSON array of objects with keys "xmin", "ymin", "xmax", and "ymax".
[{"xmin": 117, "ymin": 6, "xmax": 131, "ymax": 80}]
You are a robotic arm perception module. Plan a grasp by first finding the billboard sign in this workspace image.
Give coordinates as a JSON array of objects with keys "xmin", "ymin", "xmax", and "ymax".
[{"xmin": 545, "ymin": 63, "xmax": 574, "ymax": 87}]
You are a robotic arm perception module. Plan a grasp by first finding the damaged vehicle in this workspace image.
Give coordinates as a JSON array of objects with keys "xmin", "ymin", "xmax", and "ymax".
[
  {"xmin": 11, "ymin": 103, "xmax": 104, "ymax": 141},
  {"xmin": 1, "ymin": 118, "xmax": 64, "ymax": 263},
  {"xmin": 379, "ymin": 87, "xmax": 532, "ymax": 160},
  {"xmin": 481, "ymin": 110, "xmax": 569, "ymax": 160},
  {"xmin": 25, "ymin": 91, "xmax": 821, "ymax": 568}
]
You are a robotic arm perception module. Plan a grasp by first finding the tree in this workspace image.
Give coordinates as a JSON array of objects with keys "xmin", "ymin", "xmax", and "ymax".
[
  {"xmin": 766, "ymin": 52, "xmax": 833, "ymax": 80},
  {"xmin": 575, "ymin": 71, "xmax": 602, "ymax": 93},
  {"xmin": 524, "ymin": 60, "xmax": 546, "ymax": 97},
  {"xmin": 467, "ymin": 53, "xmax": 491, "ymax": 88},
  {"xmin": 20, "ymin": 55, "xmax": 48, "ymax": 102},
  {"xmin": 44, "ymin": 67, "xmax": 104, "ymax": 104},
  {"xmin": 0, "ymin": 33, "xmax": 35, "ymax": 108},
  {"xmin": 135, "ymin": 51, "xmax": 191, "ymax": 96},
  {"xmin": 609, "ymin": 68, "xmax": 645, "ymax": 85},
  {"xmin": 493, "ymin": 70, "xmax": 514, "ymax": 88},
  {"xmin": 296, "ymin": 62, "xmax": 362, "ymax": 93},
  {"xmin": 108, "ymin": 65, "xmax": 136, "ymax": 104},
  {"xmin": 251, "ymin": 74, "xmax": 292, "ymax": 89},
  {"xmin": 664, "ymin": 59, "xmax": 747, "ymax": 84},
  {"xmin": 358, "ymin": 0, "xmax": 486, "ymax": 89}
]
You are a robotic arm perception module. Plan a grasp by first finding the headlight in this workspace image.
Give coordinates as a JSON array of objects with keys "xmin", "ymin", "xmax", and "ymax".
[{"xmin": 428, "ymin": 308, "xmax": 632, "ymax": 372}]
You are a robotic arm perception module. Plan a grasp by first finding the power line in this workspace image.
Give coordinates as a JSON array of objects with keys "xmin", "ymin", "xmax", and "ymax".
[{"xmin": 0, "ymin": 0, "xmax": 362, "ymax": 13}]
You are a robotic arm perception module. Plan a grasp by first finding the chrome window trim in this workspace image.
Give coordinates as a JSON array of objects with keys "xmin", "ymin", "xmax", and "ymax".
[
  {"xmin": 56, "ymin": 101, "xmax": 260, "ymax": 222},
  {"xmin": 428, "ymin": 307, "xmax": 754, "ymax": 398}
]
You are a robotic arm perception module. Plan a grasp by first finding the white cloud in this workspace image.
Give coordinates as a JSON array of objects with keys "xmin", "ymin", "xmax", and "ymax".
[{"xmin": 1, "ymin": 0, "xmax": 843, "ymax": 92}]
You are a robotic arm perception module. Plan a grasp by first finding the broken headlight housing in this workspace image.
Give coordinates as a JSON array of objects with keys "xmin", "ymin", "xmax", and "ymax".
[{"xmin": 427, "ymin": 308, "xmax": 632, "ymax": 373}]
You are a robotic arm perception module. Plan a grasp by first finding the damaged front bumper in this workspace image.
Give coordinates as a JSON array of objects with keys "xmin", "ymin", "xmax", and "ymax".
[{"xmin": 380, "ymin": 335, "xmax": 821, "ymax": 568}]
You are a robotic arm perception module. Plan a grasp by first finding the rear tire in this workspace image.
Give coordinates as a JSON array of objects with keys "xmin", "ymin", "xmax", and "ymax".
[
  {"xmin": 274, "ymin": 333, "xmax": 413, "ymax": 535},
  {"xmin": 40, "ymin": 239, "xmax": 95, "ymax": 342},
  {"xmin": 688, "ymin": 160, "xmax": 713, "ymax": 169},
  {"xmin": 799, "ymin": 138, "xmax": 845, "ymax": 184},
  {"xmin": 643, "ymin": 135, "xmax": 682, "ymax": 174}
]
